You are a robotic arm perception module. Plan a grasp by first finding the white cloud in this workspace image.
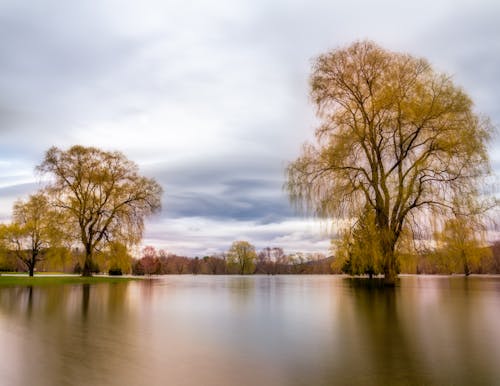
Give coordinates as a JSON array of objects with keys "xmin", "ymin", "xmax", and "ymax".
[
  {"xmin": 142, "ymin": 216, "xmax": 332, "ymax": 257},
  {"xmin": 0, "ymin": 0, "xmax": 499, "ymax": 253}
]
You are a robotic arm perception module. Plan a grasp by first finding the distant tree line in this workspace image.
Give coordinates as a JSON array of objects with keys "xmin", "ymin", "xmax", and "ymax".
[
  {"xmin": 129, "ymin": 240, "xmax": 500, "ymax": 276},
  {"xmin": 131, "ymin": 242, "xmax": 333, "ymax": 275},
  {"xmin": 2, "ymin": 237, "xmax": 500, "ymax": 276}
]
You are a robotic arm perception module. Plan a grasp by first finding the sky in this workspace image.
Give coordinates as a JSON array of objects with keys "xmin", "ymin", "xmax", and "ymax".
[{"xmin": 1, "ymin": 0, "xmax": 499, "ymax": 257}]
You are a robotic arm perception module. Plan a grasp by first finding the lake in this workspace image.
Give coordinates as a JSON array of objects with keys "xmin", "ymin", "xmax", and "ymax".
[{"xmin": 1, "ymin": 275, "xmax": 499, "ymax": 385}]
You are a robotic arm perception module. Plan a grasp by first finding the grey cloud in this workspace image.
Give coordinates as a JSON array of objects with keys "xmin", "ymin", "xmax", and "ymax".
[
  {"xmin": 0, "ymin": 7, "xmax": 138, "ymax": 154},
  {"xmin": 147, "ymin": 157, "xmax": 294, "ymax": 221},
  {"xmin": 414, "ymin": 2, "xmax": 500, "ymax": 163},
  {"xmin": 0, "ymin": 182, "xmax": 38, "ymax": 197},
  {"xmin": 143, "ymin": 217, "xmax": 331, "ymax": 256},
  {"xmin": 1, "ymin": 0, "xmax": 499, "ymax": 254},
  {"xmin": 0, "ymin": 182, "xmax": 40, "ymax": 219},
  {"xmin": 415, "ymin": 2, "xmax": 500, "ymax": 112},
  {"xmin": 164, "ymin": 187, "xmax": 292, "ymax": 221}
]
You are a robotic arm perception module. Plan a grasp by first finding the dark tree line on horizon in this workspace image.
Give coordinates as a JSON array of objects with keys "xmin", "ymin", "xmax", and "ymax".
[{"xmin": 2, "ymin": 240, "xmax": 500, "ymax": 276}]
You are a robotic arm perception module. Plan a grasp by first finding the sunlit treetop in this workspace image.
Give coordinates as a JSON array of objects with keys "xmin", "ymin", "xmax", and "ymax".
[
  {"xmin": 37, "ymin": 145, "xmax": 163, "ymax": 276},
  {"xmin": 286, "ymin": 40, "xmax": 494, "ymax": 283}
]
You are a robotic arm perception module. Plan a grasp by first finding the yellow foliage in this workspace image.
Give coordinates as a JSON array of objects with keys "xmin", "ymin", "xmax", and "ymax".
[{"xmin": 286, "ymin": 40, "xmax": 493, "ymax": 282}]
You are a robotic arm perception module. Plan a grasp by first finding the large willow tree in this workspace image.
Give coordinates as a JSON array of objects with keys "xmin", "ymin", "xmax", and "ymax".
[
  {"xmin": 286, "ymin": 41, "xmax": 493, "ymax": 284},
  {"xmin": 38, "ymin": 145, "xmax": 163, "ymax": 276}
]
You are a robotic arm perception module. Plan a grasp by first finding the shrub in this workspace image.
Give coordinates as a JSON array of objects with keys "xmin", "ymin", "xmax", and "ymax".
[{"xmin": 108, "ymin": 267, "xmax": 123, "ymax": 276}]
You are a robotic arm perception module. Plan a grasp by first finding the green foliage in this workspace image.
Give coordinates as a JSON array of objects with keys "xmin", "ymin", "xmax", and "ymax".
[
  {"xmin": 435, "ymin": 217, "xmax": 492, "ymax": 275},
  {"xmin": 227, "ymin": 241, "xmax": 257, "ymax": 274},
  {"xmin": 42, "ymin": 247, "xmax": 73, "ymax": 272},
  {"xmin": 95, "ymin": 242, "xmax": 133, "ymax": 274},
  {"xmin": 0, "ymin": 275, "xmax": 137, "ymax": 288},
  {"xmin": 334, "ymin": 209, "xmax": 384, "ymax": 277},
  {"xmin": 0, "ymin": 250, "xmax": 17, "ymax": 272},
  {"xmin": 73, "ymin": 261, "xmax": 100, "ymax": 274}
]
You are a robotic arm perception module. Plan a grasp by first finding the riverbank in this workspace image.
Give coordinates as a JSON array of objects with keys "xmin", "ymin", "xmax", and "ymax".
[{"xmin": 0, "ymin": 274, "xmax": 139, "ymax": 287}]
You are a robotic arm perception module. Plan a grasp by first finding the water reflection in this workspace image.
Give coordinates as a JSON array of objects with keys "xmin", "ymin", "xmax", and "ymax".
[
  {"xmin": 0, "ymin": 276, "xmax": 499, "ymax": 385},
  {"xmin": 341, "ymin": 281, "xmax": 423, "ymax": 385},
  {"xmin": 81, "ymin": 283, "xmax": 90, "ymax": 319}
]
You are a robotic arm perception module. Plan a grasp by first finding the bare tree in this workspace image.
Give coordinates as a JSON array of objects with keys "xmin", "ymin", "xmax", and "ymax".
[
  {"xmin": 190, "ymin": 257, "xmax": 201, "ymax": 274},
  {"xmin": 203, "ymin": 254, "xmax": 226, "ymax": 274},
  {"xmin": 286, "ymin": 41, "xmax": 493, "ymax": 284},
  {"xmin": 38, "ymin": 145, "xmax": 162, "ymax": 276},
  {"xmin": 257, "ymin": 247, "xmax": 285, "ymax": 274}
]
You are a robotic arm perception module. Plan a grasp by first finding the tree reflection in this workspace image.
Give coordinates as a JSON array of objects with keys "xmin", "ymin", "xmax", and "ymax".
[
  {"xmin": 26, "ymin": 285, "xmax": 33, "ymax": 318},
  {"xmin": 81, "ymin": 283, "xmax": 90, "ymax": 321},
  {"xmin": 1, "ymin": 277, "xmax": 500, "ymax": 385},
  {"xmin": 346, "ymin": 279, "xmax": 426, "ymax": 385},
  {"xmin": 228, "ymin": 276, "xmax": 255, "ymax": 309}
]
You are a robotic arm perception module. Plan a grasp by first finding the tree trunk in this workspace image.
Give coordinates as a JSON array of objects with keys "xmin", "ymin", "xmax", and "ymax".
[
  {"xmin": 82, "ymin": 246, "xmax": 93, "ymax": 277},
  {"xmin": 463, "ymin": 251, "xmax": 470, "ymax": 276},
  {"xmin": 29, "ymin": 251, "xmax": 38, "ymax": 277},
  {"xmin": 384, "ymin": 268, "xmax": 397, "ymax": 285},
  {"xmin": 382, "ymin": 241, "xmax": 398, "ymax": 286}
]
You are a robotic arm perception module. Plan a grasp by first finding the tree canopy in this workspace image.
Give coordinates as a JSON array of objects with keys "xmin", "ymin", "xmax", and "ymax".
[
  {"xmin": 0, "ymin": 191, "xmax": 62, "ymax": 276},
  {"xmin": 227, "ymin": 240, "xmax": 257, "ymax": 274},
  {"xmin": 286, "ymin": 41, "xmax": 493, "ymax": 284},
  {"xmin": 435, "ymin": 215, "xmax": 491, "ymax": 275},
  {"xmin": 37, "ymin": 145, "xmax": 163, "ymax": 276}
]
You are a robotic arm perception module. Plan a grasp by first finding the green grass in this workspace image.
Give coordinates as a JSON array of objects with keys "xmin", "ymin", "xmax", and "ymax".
[{"xmin": 0, "ymin": 274, "xmax": 139, "ymax": 287}]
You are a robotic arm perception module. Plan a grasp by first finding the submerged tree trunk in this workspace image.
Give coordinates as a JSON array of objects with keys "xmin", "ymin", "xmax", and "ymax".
[
  {"xmin": 384, "ymin": 266, "xmax": 397, "ymax": 285},
  {"xmin": 382, "ymin": 237, "xmax": 398, "ymax": 286},
  {"xmin": 463, "ymin": 251, "xmax": 470, "ymax": 276}
]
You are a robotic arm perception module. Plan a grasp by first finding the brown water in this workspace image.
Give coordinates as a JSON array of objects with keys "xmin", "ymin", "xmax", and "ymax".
[{"xmin": 0, "ymin": 275, "xmax": 499, "ymax": 386}]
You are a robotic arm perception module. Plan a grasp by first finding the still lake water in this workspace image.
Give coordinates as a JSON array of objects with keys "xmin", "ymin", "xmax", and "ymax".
[{"xmin": 1, "ymin": 275, "xmax": 500, "ymax": 386}]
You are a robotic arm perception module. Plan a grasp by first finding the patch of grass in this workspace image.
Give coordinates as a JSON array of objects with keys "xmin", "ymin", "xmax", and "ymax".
[{"xmin": 0, "ymin": 274, "xmax": 140, "ymax": 287}]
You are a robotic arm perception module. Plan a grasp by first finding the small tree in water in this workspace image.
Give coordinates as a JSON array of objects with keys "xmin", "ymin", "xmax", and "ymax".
[
  {"xmin": 286, "ymin": 41, "xmax": 493, "ymax": 284},
  {"xmin": 227, "ymin": 241, "xmax": 257, "ymax": 274},
  {"xmin": 38, "ymin": 145, "xmax": 162, "ymax": 276}
]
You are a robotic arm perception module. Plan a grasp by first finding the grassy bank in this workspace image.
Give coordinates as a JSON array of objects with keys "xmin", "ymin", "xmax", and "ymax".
[{"xmin": 0, "ymin": 274, "xmax": 139, "ymax": 287}]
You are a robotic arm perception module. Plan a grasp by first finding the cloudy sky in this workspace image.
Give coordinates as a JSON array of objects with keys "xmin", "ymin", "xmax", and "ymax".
[{"xmin": 1, "ymin": 0, "xmax": 499, "ymax": 257}]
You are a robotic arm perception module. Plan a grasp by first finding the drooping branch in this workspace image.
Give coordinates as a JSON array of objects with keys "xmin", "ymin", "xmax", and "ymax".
[
  {"xmin": 38, "ymin": 145, "xmax": 163, "ymax": 276},
  {"xmin": 286, "ymin": 40, "xmax": 494, "ymax": 283}
]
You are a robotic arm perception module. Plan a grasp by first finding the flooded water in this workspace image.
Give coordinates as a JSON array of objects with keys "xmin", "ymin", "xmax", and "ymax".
[{"xmin": 1, "ymin": 275, "xmax": 500, "ymax": 385}]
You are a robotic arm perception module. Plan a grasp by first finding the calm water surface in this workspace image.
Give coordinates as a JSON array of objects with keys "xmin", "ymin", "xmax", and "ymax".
[{"xmin": 1, "ymin": 275, "xmax": 499, "ymax": 386}]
